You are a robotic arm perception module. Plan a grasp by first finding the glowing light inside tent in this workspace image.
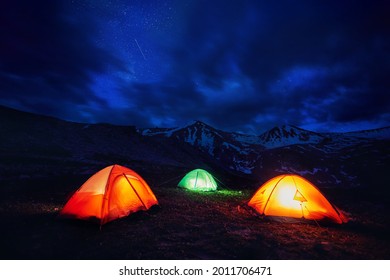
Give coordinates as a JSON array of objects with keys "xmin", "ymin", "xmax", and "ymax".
[
  {"xmin": 178, "ymin": 169, "xmax": 218, "ymax": 192},
  {"xmin": 272, "ymin": 183, "xmax": 301, "ymax": 210},
  {"xmin": 59, "ymin": 164, "xmax": 159, "ymax": 226},
  {"xmin": 248, "ymin": 174, "xmax": 348, "ymax": 223}
]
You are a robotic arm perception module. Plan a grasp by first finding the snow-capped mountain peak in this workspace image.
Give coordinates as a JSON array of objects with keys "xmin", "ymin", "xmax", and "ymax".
[
  {"xmin": 141, "ymin": 120, "xmax": 263, "ymax": 174},
  {"xmin": 258, "ymin": 125, "xmax": 324, "ymax": 148},
  {"xmin": 140, "ymin": 120, "xmax": 390, "ymax": 176}
]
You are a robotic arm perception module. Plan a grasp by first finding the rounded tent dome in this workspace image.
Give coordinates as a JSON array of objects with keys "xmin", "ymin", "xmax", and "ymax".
[
  {"xmin": 178, "ymin": 169, "xmax": 218, "ymax": 192},
  {"xmin": 60, "ymin": 164, "xmax": 158, "ymax": 225},
  {"xmin": 248, "ymin": 174, "xmax": 347, "ymax": 224}
]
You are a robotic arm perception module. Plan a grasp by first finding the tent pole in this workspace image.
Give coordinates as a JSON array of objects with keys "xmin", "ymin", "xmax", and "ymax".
[
  {"xmin": 100, "ymin": 165, "xmax": 115, "ymax": 228},
  {"xmin": 263, "ymin": 175, "xmax": 286, "ymax": 214},
  {"xmin": 123, "ymin": 173, "xmax": 148, "ymax": 210},
  {"xmin": 194, "ymin": 171, "xmax": 199, "ymax": 189}
]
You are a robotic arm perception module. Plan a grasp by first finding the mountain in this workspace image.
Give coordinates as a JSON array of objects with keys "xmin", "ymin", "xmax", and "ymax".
[
  {"xmin": 0, "ymin": 106, "xmax": 218, "ymax": 184},
  {"xmin": 141, "ymin": 121, "xmax": 390, "ymax": 188},
  {"xmin": 1, "ymin": 105, "xmax": 389, "ymax": 189},
  {"xmin": 258, "ymin": 125, "xmax": 325, "ymax": 148},
  {"xmin": 143, "ymin": 121, "xmax": 390, "ymax": 152},
  {"xmin": 141, "ymin": 120, "xmax": 264, "ymax": 174},
  {"xmin": 342, "ymin": 127, "xmax": 390, "ymax": 139}
]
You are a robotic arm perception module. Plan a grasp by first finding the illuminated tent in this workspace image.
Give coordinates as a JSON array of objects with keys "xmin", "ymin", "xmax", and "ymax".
[
  {"xmin": 248, "ymin": 174, "xmax": 347, "ymax": 224},
  {"xmin": 178, "ymin": 169, "xmax": 218, "ymax": 191},
  {"xmin": 60, "ymin": 164, "xmax": 158, "ymax": 225}
]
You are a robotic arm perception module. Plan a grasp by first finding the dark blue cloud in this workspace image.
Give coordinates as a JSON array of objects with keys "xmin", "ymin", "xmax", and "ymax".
[
  {"xmin": 0, "ymin": 0, "xmax": 389, "ymax": 133},
  {"xmin": 0, "ymin": 0, "xmax": 124, "ymax": 121}
]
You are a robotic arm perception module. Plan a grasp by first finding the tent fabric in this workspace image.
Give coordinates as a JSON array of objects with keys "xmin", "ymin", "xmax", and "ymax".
[
  {"xmin": 60, "ymin": 165, "xmax": 158, "ymax": 225},
  {"xmin": 248, "ymin": 174, "xmax": 347, "ymax": 224},
  {"xmin": 178, "ymin": 169, "xmax": 218, "ymax": 191}
]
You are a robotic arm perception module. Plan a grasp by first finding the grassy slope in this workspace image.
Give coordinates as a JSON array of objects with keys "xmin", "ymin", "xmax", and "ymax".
[{"xmin": 0, "ymin": 176, "xmax": 388, "ymax": 260}]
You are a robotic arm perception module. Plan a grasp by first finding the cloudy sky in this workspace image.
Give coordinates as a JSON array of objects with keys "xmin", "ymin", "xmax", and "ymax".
[{"xmin": 1, "ymin": 0, "xmax": 389, "ymax": 133}]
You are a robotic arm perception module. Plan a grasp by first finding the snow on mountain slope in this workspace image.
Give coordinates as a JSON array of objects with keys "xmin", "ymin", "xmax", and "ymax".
[
  {"xmin": 141, "ymin": 121, "xmax": 263, "ymax": 174},
  {"xmin": 343, "ymin": 126, "xmax": 390, "ymax": 139},
  {"xmin": 231, "ymin": 132, "xmax": 261, "ymax": 145},
  {"xmin": 141, "ymin": 121, "xmax": 389, "ymax": 183},
  {"xmin": 0, "ymin": 106, "xmax": 207, "ymax": 179},
  {"xmin": 258, "ymin": 125, "xmax": 325, "ymax": 148},
  {"xmin": 314, "ymin": 126, "xmax": 390, "ymax": 153},
  {"xmin": 1, "ymin": 105, "xmax": 388, "ymax": 188},
  {"xmin": 258, "ymin": 125, "xmax": 390, "ymax": 152}
]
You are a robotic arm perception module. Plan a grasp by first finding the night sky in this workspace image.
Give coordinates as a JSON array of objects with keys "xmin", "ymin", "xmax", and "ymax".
[{"xmin": 1, "ymin": 0, "xmax": 389, "ymax": 134}]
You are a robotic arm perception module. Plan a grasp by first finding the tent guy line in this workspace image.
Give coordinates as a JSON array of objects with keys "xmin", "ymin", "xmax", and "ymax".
[
  {"xmin": 60, "ymin": 165, "xmax": 348, "ymax": 226},
  {"xmin": 248, "ymin": 174, "xmax": 348, "ymax": 224},
  {"xmin": 60, "ymin": 165, "xmax": 158, "ymax": 226}
]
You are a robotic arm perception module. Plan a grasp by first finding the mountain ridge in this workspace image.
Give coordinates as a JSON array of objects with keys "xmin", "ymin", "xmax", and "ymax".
[
  {"xmin": 2, "ymin": 104, "xmax": 388, "ymax": 139},
  {"xmin": 1, "ymin": 105, "xmax": 389, "ymax": 188},
  {"xmin": 140, "ymin": 119, "xmax": 390, "ymax": 141},
  {"xmin": 140, "ymin": 118, "xmax": 390, "ymax": 180}
]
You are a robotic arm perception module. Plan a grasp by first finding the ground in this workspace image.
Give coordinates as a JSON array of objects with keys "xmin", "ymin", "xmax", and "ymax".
[{"xmin": 0, "ymin": 175, "xmax": 388, "ymax": 260}]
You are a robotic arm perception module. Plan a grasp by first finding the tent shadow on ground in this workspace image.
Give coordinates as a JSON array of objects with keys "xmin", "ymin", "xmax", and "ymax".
[
  {"xmin": 57, "ymin": 204, "xmax": 161, "ymax": 229},
  {"xmin": 60, "ymin": 165, "xmax": 159, "ymax": 226},
  {"xmin": 1, "ymin": 180, "xmax": 389, "ymax": 260}
]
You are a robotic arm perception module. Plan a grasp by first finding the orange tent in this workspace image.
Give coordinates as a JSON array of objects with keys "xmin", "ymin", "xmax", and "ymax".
[
  {"xmin": 60, "ymin": 164, "xmax": 158, "ymax": 225},
  {"xmin": 248, "ymin": 174, "xmax": 347, "ymax": 224}
]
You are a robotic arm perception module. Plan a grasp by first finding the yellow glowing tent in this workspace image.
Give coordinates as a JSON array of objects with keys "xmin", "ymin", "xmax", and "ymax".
[
  {"xmin": 248, "ymin": 174, "xmax": 347, "ymax": 224},
  {"xmin": 60, "ymin": 164, "xmax": 158, "ymax": 225}
]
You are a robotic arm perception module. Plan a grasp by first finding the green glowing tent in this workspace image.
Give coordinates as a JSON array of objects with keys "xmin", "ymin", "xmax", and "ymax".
[{"xmin": 178, "ymin": 169, "xmax": 218, "ymax": 191}]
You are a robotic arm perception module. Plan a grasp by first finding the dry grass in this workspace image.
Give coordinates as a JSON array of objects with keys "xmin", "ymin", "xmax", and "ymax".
[{"xmin": 0, "ymin": 179, "xmax": 388, "ymax": 260}]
